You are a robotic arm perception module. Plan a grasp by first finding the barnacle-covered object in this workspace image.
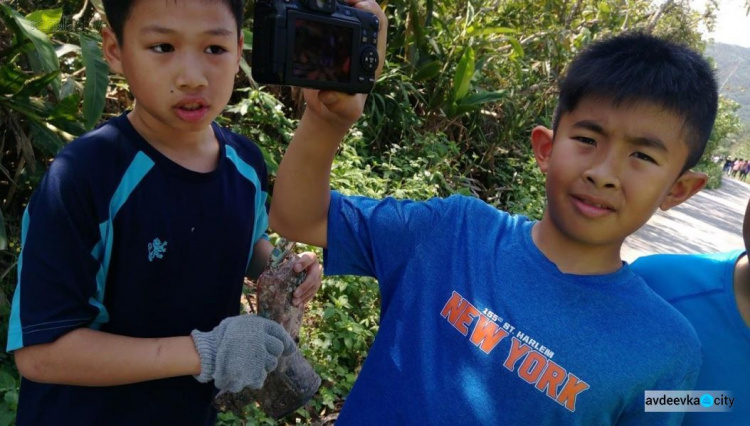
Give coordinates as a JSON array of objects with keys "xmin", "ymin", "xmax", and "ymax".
[{"xmin": 214, "ymin": 239, "xmax": 321, "ymax": 419}]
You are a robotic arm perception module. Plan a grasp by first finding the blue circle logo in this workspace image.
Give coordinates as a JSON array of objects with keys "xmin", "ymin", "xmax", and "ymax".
[{"xmin": 700, "ymin": 394, "xmax": 714, "ymax": 407}]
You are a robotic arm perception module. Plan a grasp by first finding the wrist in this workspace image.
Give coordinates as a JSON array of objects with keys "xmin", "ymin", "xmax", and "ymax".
[{"xmin": 190, "ymin": 330, "xmax": 217, "ymax": 382}]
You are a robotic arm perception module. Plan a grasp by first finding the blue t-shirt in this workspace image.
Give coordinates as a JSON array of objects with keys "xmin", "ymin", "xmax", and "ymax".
[
  {"xmin": 632, "ymin": 251, "xmax": 750, "ymax": 426},
  {"xmin": 325, "ymin": 192, "xmax": 701, "ymax": 425},
  {"xmin": 6, "ymin": 113, "xmax": 269, "ymax": 425}
]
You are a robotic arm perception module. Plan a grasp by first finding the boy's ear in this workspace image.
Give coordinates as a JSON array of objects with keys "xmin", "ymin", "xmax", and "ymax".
[
  {"xmin": 101, "ymin": 26, "xmax": 124, "ymax": 75},
  {"xmin": 659, "ymin": 171, "xmax": 708, "ymax": 211},
  {"xmin": 531, "ymin": 126, "xmax": 554, "ymax": 174}
]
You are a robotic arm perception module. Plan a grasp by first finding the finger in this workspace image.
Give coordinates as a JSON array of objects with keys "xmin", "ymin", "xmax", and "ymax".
[
  {"xmin": 294, "ymin": 284, "xmax": 319, "ymax": 306},
  {"xmin": 294, "ymin": 265, "xmax": 322, "ymax": 306},
  {"xmin": 294, "ymin": 283, "xmax": 317, "ymax": 305},
  {"xmin": 266, "ymin": 333, "xmax": 285, "ymax": 357},
  {"xmin": 317, "ymin": 90, "xmax": 366, "ymax": 121},
  {"xmin": 349, "ymin": 0, "xmax": 388, "ymax": 77},
  {"xmin": 295, "ymin": 287, "xmax": 319, "ymax": 306},
  {"xmin": 293, "ymin": 252, "xmax": 317, "ymax": 273},
  {"xmin": 280, "ymin": 330, "xmax": 296, "ymax": 356}
]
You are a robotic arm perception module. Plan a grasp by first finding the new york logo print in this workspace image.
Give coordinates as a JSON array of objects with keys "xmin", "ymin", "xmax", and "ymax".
[{"xmin": 148, "ymin": 238, "xmax": 168, "ymax": 262}]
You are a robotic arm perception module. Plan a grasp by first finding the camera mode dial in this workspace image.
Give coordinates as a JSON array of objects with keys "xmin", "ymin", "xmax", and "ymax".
[{"xmin": 361, "ymin": 47, "xmax": 378, "ymax": 73}]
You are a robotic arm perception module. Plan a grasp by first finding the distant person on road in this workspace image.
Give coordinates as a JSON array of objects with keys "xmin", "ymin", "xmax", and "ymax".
[
  {"xmin": 723, "ymin": 157, "xmax": 734, "ymax": 175},
  {"xmin": 732, "ymin": 159, "xmax": 744, "ymax": 178},
  {"xmin": 741, "ymin": 161, "xmax": 750, "ymax": 182},
  {"xmin": 631, "ymin": 198, "xmax": 750, "ymax": 425}
]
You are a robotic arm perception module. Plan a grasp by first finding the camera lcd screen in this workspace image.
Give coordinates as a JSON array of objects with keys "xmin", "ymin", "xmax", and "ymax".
[{"xmin": 292, "ymin": 18, "xmax": 352, "ymax": 83}]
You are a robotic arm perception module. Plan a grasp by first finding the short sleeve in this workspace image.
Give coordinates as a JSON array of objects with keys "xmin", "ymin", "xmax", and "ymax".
[
  {"xmin": 324, "ymin": 191, "xmax": 471, "ymax": 282},
  {"xmin": 6, "ymin": 151, "xmax": 101, "ymax": 351}
]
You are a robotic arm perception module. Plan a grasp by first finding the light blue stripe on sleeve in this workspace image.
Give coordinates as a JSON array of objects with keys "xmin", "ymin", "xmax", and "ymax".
[
  {"xmin": 6, "ymin": 208, "xmax": 31, "ymax": 351},
  {"xmin": 89, "ymin": 152, "xmax": 154, "ymax": 329},
  {"xmin": 225, "ymin": 145, "xmax": 269, "ymax": 270}
]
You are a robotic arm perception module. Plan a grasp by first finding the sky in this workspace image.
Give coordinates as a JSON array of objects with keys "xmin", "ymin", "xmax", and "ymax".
[{"xmin": 690, "ymin": 0, "xmax": 750, "ymax": 47}]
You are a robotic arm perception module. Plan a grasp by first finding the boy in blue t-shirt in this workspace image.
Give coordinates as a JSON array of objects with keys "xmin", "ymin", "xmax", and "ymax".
[
  {"xmin": 631, "ymin": 198, "xmax": 750, "ymax": 425},
  {"xmin": 270, "ymin": 33, "xmax": 718, "ymax": 424},
  {"xmin": 3, "ymin": 0, "xmax": 386, "ymax": 424}
]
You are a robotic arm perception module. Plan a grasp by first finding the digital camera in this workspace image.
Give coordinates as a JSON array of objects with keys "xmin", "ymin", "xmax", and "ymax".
[{"xmin": 252, "ymin": 0, "xmax": 380, "ymax": 94}]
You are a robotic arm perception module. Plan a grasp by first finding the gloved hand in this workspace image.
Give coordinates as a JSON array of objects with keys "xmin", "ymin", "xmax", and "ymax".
[{"xmin": 191, "ymin": 315, "xmax": 295, "ymax": 393}]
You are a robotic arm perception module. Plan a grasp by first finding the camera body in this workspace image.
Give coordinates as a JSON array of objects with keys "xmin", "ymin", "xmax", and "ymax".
[{"xmin": 252, "ymin": 0, "xmax": 380, "ymax": 94}]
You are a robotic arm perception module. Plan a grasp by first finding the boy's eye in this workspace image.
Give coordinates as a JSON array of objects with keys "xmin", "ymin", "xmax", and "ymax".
[
  {"xmin": 632, "ymin": 151, "xmax": 658, "ymax": 164},
  {"xmin": 205, "ymin": 45, "xmax": 227, "ymax": 55},
  {"xmin": 151, "ymin": 44, "xmax": 174, "ymax": 53},
  {"xmin": 574, "ymin": 136, "xmax": 596, "ymax": 146}
]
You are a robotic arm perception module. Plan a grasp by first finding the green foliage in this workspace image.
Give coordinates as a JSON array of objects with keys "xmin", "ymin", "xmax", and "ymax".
[
  {"xmin": 0, "ymin": 2, "xmax": 110, "ymax": 423},
  {"xmin": 695, "ymin": 161, "xmax": 723, "ymax": 190},
  {"xmin": 700, "ymin": 97, "xmax": 743, "ymax": 167}
]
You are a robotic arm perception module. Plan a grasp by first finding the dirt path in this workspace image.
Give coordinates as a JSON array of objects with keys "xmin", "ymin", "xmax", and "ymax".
[{"xmin": 621, "ymin": 177, "xmax": 750, "ymax": 262}]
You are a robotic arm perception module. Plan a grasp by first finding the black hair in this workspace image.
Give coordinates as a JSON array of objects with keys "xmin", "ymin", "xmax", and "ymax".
[
  {"xmin": 102, "ymin": 0, "xmax": 245, "ymax": 44},
  {"xmin": 553, "ymin": 32, "xmax": 718, "ymax": 171}
]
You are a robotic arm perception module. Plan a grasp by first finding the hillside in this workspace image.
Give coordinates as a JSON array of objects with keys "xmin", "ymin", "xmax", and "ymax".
[{"xmin": 706, "ymin": 42, "xmax": 750, "ymax": 127}]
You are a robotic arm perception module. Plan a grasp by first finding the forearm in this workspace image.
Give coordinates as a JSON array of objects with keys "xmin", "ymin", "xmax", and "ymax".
[
  {"xmin": 14, "ymin": 328, "xmax": 201, "ymax": 386},
  {"xmin": 270, "ymin": 111, "xmax": 347, "ymax": 248}
]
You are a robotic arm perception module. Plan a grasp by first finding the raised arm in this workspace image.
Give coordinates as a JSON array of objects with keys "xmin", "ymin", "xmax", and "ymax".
[{"xmin": 269, "ymin": 0, "xmax": 387, "ymax": 248}]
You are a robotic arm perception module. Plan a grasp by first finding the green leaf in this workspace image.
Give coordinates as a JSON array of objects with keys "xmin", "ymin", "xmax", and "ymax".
[
  {"xmin": 60, "ymin": 77, "xmax": 80, "ymax": 99},
  {"xmin": 453, "ymin": 103, "xmax": 481, "ymax": 115},
  {"xmin": 0, "ymin": 371, "xmax": 14, "ymax": 391},
  {"xmin": 48, "ymin": 94, "xmax": 87, "ymax": 138},
  {"xmin": 413, "ymin": 60, "xmax": 441, "ymax": 82},
  {"xmin": 4, "ymin": 96, "xmax": 48, "ymax": 122},
  {"xmin": 507, "ymin": 37, "xmax": 524, "ymax": 58},
  {"xmin": 467, "ymin": 26, "xmax": 517, "ymax": 37},
  {"xmin": 79, "ymin": 33, "xmax": 109, "ymax": 130},
  {"xmin": 239, "ymin": 57, "xmax": 252, "ymax": 82},
  {"xmin": 456, "ymin": 90, "xmax": 507, "ymax": 106},
  {"xmin": 25, "ymin": 8, "xmax": 63, "ymax": 34},
  {"xmin": 1, "ymin": 4, "xmax": 61, "ymax": 97},
  {"xmin": 0, "ymin": 408, "xmax": 13, "ymax": 426},
  {"xmin": 15, "ymin": 70, "xmax": 60, "ymax": 98},
  {"xmin": 3, "ymin": 391, "xmax": 17, "ymax": 408},
  {"xmin": 0, "ymin": 64, "xmax": 29, "ymax": 96},
  {"xmin": 243, "ymin": 29, "xmax": 253, "ymax": 51},
  {"xmin": 451, "ymin": 47, "xmax": 475, "ymax": 102},
  {"xmin": 29, "ymin": 120, "xmax": 64, "ymax": 156},
  {"xmin": 91, "ymin": 0, "xmax": 105, "ymax": 14}
]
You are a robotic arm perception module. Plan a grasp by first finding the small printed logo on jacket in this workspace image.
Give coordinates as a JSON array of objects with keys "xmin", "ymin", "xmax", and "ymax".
[{"xmin": 148, "ymin": 238, "xmax": 168, "ymax": 262}]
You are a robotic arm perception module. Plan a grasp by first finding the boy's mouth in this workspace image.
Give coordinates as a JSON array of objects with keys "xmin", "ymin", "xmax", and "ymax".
[
  {"xmin": 180, "ymin": 103, "xmax": 204, "ymax": 111},
  {"xmin": 175, "ymin": 98, "xmax": 209, "ymax": 110},
  {"xmin": 571, "ymin": 194, "xmax": 616, "ymax": 216},
  {"xmin": 174, "ymin": 98, "xmax": 209, "ymax": 123}
]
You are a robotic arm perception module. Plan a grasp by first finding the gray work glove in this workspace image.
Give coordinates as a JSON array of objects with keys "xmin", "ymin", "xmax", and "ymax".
[{"xmin": 191, "ymin": 315, "xmax": 295, "ymax": 393}]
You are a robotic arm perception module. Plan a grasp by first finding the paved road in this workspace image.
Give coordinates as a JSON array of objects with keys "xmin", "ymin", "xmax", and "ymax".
[{"xmin": 621, "ymin": 177, "xmax": 750, "ymax": 262}]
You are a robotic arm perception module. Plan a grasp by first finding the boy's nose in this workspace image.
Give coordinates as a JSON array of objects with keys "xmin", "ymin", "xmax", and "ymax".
[
  {"xmin": 175, "ymin": 54, "xmax": 208, "ymax": 89},
  {"xmin": 583, "ymin": 158, "xmax": 621, "ymax": 189}
]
